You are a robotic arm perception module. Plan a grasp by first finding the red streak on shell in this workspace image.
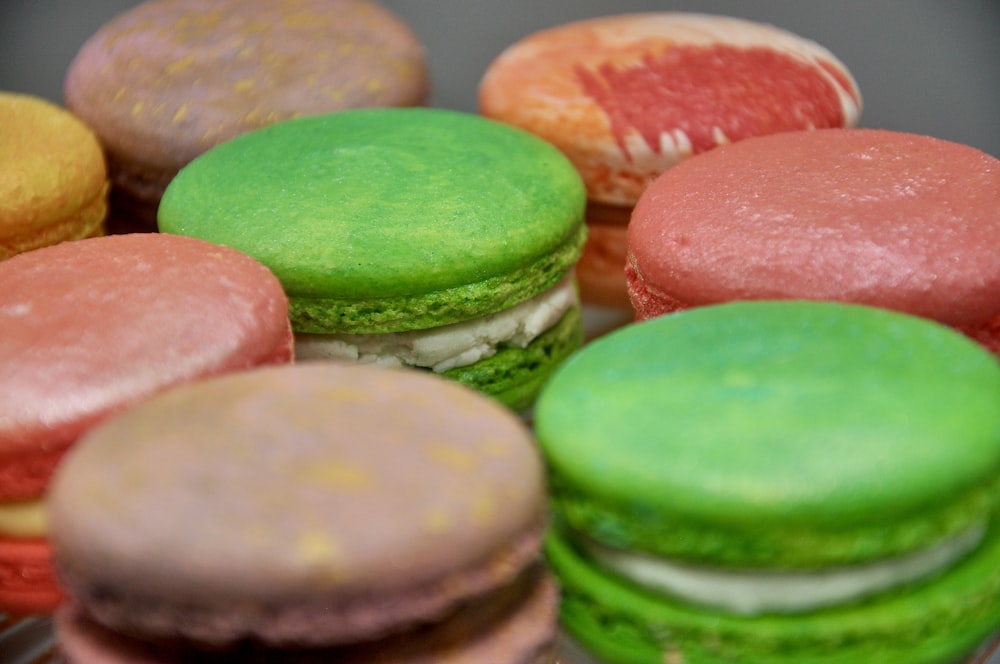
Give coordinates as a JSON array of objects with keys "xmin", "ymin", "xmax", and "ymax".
[{"xmin": 576, "ymin": 45, "xmax": 851, "ymax": 159}]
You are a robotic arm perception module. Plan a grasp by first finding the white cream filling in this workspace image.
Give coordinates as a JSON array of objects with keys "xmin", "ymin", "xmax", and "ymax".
[
  {"xmin": 295, "ymin": 278, "xmax": 577, "ymax": 372},
  {"xmin": 577, "ymin": 524, "xmax": 986, "ymax": 615}
]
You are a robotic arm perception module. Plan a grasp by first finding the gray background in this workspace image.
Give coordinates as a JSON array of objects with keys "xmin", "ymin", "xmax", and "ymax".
[{"xmin": 1, "ymin": 0, "xmax": 998, "ymax": 157}]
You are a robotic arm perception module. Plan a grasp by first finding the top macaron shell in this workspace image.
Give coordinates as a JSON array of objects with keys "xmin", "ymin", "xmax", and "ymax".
[
  {"xmin": 0, "ymin": 92, "xmax": 107, "ymax": 258},
  {"xmin": 625, "ymin": 128, "xmax": 1000, "ymax": 334},
  {"xmin": 479, "ymin": 12, "xmax": 861, "ymax": 205},
  {"xmin": 0, "ymin": 234, "xmax": 292, "ymax": 476},
  {"xmin": 534, "ymin": 300, "xmax": 1000, "ymax": 569},
  {"xmin": 65, "ymin": 0, "xmax": 428, "ymax": 179},
  {"xmin": 49, "ymin": 363, "xmax": 546, "ymax": 646},
  {"xmin": 158, "ymin": 107, "xmax": 587, "ymax": 334}
]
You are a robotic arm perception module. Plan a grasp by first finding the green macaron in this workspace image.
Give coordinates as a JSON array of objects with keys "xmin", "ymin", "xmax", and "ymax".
[
  {"xmin": 158, "ymin": 107, "xmax": 587, "ymax": 411},
  {"xmin": 534, "ymin": 300, "xmax": 1000, "ymax": 663}
]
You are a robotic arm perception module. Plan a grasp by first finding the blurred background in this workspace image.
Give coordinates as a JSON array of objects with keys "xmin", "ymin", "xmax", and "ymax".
[{"xmin": 1, "ymin": 0, "xmax": 998, "ymax": 157}]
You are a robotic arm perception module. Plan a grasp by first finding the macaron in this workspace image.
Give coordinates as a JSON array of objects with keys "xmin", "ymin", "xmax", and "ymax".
[
  {"xmin": 64, "ymin": 0, "xmax": 429, "ymax": 233},
  {"xmin": 479, "ymin": 12, "xmax": 862, "ymax": 312},
  {"xmin": 0, "ymin": 233, "xmax": 292, "ymax": 615},
  {"xmin": 626, "ymin": 128, "xmax": 1000, "ymax": 353},
  {"xmin": 158, "ymin": 107, "xmax": 587, "ymax": 412},
  {"xmin": 535, "ymin": 300, "xmax": 1000, "ymax": 663},
  {"xmin": 0, "ymin": 92, "xmax": 107, "ymax": 260},
  {"xmin": 49, "ymin": 362, "xmax": 557, "ymax": 662}
]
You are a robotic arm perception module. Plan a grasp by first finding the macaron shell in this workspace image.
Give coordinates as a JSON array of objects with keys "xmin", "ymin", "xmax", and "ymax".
[
  {"xmin": 0, "ymin": 92, "xmax": 107, "ymax": 258},
  {"xmin": 575, "ymin": 202, "xmax": 633, "ymax": 308},
  {"xmin": 535, "ymin": 301, "xmax": 1000, "ymax": 568},
  {"xmin": 159, "ymin": 108, "xmax": 587, "ymax": 334},
  {"xmin": 0, "ymin": 537, "xmax": 62, "ymax": 616},
  {"xmin": 0, "ymin": 449, "xmax": 64, "ymax": 503},
  {"xmin": 65, "ymin": 0, "xmax": 428, "ymax": 175},
  {"xmin": 626, "ymin": 128, "xmax": 1000, "ymax": 331},
  {"xmin": 442, "ymin": 303, "xmax": 583, "ymax": 413},
  {"xmin": 547, "ymin": 521, "xmax": 1000, "ymax": 664},
  {"xmin": 479, "ymin": 12, "xmax": 860, "ymax": 205},
  {"xmin": 0, "ymin": 234, "xmax": 292, "ymax": 465},
  {"xmin": 56, "ymin": 568, "xmax": 558, "ymax": 663},
  {"xmin": 49, "ymin": 363, "xmax": 546, "ymax": 646}
]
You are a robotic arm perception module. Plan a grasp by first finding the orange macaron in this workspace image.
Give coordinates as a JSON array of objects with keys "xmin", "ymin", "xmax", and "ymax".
[
  {"xmin": 0, "ymin": 92, "xmax": 108, "ymax": 260},
  {"xmin": 480, "ymin": 13, "xmax": 861, "ymax": 311}
]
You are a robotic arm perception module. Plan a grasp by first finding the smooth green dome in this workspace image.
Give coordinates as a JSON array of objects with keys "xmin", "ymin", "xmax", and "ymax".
[
  {"xmin": 159, "ymin": 108, "xmax": 586, "ymax": 334},
  {"xmin": 536, "ymin": 300, "xmax": 1000, "ymax": 567}
]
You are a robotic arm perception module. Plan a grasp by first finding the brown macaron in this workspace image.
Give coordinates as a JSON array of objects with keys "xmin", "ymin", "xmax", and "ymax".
[
  {"xmin": 480, "ymin": 12, "xmax": 861, "ymax": 311},
  {"xmin": 64, "ymin": 0, "xmax": 429, "ymax": 233},
  {"xmin": 49, "ymin": 363, "xmax": 557, "ymax": 662}
]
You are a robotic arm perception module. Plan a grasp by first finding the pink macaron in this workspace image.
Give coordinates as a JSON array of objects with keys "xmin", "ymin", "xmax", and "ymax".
[
  {"xmin": 626, "ymin": 128, "xmax": 1000, "ymax": 351},
  {"xmin": 49, "ymin": 363, "xmax": 556, "ymax": 662},
  {"xmin": 0, "ymin": 233, "xmax": 292, "ymax": 615}
]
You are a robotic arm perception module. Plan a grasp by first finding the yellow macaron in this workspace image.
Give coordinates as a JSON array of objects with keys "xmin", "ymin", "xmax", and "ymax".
[{"xmin": 0, "ymin": 92, "xmax": 108, "ymax": 259}]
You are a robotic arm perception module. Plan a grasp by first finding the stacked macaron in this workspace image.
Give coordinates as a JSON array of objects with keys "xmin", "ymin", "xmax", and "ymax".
[
  {"xmin": 159, "ymin": 107, "xmax": 587, "ymax": 413},
  {"xmin": 0, "ymin": 92, "xmax": 107, "ymax": 259},
  {"xmin": 625, "ymin": 128, "xmax": 1000, "ymax": 353},
  {"xmin": 480, "ymin": 13, "xmax": 861, "ymax": 316},
  {"xmin": 64, "ymin": 0, "xmax": 429, "ymax": 233},
  {"xmin": 0, "ymin": 233, "xmax": 292, "ymax": 616},
  {"xmin": 536, "ymin": 300, "xmax": 1000, "ymax": 663},
  {"xmin": 49, "ymin": 363, "xmax": 557, "ymax": 662}
]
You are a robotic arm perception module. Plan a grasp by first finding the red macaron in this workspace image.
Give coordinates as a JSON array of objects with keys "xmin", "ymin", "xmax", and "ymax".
[
  {"xmin": 0, "ymin": 233, "xmax": 292, "ymax": 615},
  {"xmin": 626, "ymin": 128, "xmax": 1000, "ymax": 351},
  {"xmin": 480, "ymin": 12, "xmax": 861, "ymax": 312}
]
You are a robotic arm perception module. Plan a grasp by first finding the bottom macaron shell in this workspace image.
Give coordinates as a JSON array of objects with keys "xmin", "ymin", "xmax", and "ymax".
[
  {"xmin": 576, "ymin": 222, "xmax": 631, "ymax": 310},
  {"xmin": 0, "ymin": 447, "xmax": 65, "ymax": 501},
  {"xmin": 0, "ymin": 537, "xmax": 62, "ymax": 616},
  {"xmin": 624, "ymin": 258, "xmax": 690, "ymax": 321},
  {"xmin": 443, "ymin": 304, "xmax": 583, "ymax": 413},
  {"xmin": 546, "ymin": 520, "xmax": 1000, "ymax": 664},
  {"xmin": 56, "ymin": 567, "xmax": 558, "ymax": 663}
]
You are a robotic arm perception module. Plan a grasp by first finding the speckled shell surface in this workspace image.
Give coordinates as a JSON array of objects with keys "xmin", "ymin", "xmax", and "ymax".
[
  {"xmin": 63, "ymin": 0, "xmax": 428, "ymax": 222},
  {"xmin": 479, "ymin": 12, "xmax": 860, "ymax": 205},
  {"xmin": 0, "ymin": 92, "xmax": 107, "ymax": 258},
  {"xmin": 49, "ymin": 363, "xmax": 547, "ymax": 646},
  {"xmin": 0, "ymin": 233, "xmax": 292, "ymax": 490}
]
